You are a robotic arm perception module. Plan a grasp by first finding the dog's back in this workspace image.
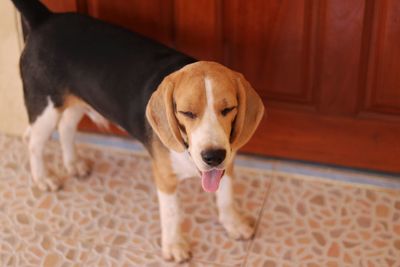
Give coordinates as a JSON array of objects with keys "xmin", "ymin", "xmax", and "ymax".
[
  {"xmin": 13, "ymin": 0, "xmax": 195, "ymax": 142},
  {"xmin": 22, "ymin": 13, "xmax": 193, "ymax": 137}
]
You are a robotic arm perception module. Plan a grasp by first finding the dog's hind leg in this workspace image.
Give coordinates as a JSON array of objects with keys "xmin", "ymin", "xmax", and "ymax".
[
  {"xmin": 58, "ymin": 105, "xmax": 91, "ymax": 179},
  {"xmin": 28, "ymin": 98, "xmax": 62, "ymax": 191}
]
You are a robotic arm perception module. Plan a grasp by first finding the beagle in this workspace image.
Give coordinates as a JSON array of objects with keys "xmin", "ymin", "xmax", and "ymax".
[{"xmin": 12, "ymin": 0, "xmax": 264, "ymax": 262}]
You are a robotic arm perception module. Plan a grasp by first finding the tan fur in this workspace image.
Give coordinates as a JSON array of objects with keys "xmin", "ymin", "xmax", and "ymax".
[
  {"xmin": 147, "ymin": 61, "xmax": 264, "ymax": 196},
  {"xmin": 137, "ymin": 61, "xmax": 264, "ymax": 262},
  {"xmin": 60, "ymin": 94, "xmax": 88, "ymax": 111},
  {"xmin": 151, "ymin": 134, "xmax": 179, "ymax": 194},
  {"xmin": 146, "ymin": 79, "xmax": 185, "ymax": 152},
  {"xmin": 173, "ymin": 64, "xmax": 238, "ymax": 150},
  {"xmin": 61, "ymin": 94, "xmax": 109, "ymax": 130},
  {"xmin": 230, "ymin": 73, "xmax": 265, "ymax": 150},
  {"xmin": 206, "ymin": 72, "xmax": 239, "ymax": 146},
  {"xmin": 225, "ymin": 160, "xmax": 235, "ymax": 177},
  {"xmin": 146, "ymin": 61, "xmax": 264, "ymax": 154}
]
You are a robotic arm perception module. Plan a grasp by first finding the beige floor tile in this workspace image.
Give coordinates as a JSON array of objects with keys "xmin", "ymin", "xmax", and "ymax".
[
  {"xmin": 1, "ymin": 230, "xmax": 93, "ymax": 267},
  {"xmin": 86, "ymin": 245, "xmax": 233, "ymax": 267},
  {"xmin": 245, "ymin": 253, "xmax": 293, "ymax": 267},
  {"xmin": 250, "ymin": 174, "xmax": 400, "ymax": 266},
  {"xmin": 94, "ymin": 168, "xmax": 271, "ymax": 266},
  {"xmin": 0, "ymin": 135, "xmax": 30, "ymax": 181},
  {"xmin": 0, "ymin": 134, "xmax": 270, "ymax": 266},
  {"xmin": 2, "ymin": 133, "xmax": 399, "ymax": 267},
  {"xmin": 245, "ymin": 252, "xmax": 360, "ymax": 267}
]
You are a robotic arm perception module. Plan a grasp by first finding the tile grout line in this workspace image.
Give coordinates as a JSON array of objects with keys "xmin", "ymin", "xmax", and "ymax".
[
  {"xmin": 87, "ymin": 243, "xmax": 234, "ymax": 267},
  {"xmin": 82, "ymin": 220, "xmax": 163, "ymax": 265},
  {"xmin": 241, "ymin": 158, "xmax": 278, "ymax": 266},
  {"xmin": 36, "ymin": 201, "xmax": 104, "ymax": 266},
  {"xmin": 80, "ymin": 226, "xmax": 103, "ymax": 266},
  {"xmin": 241, "ymin": 171, "xmax": 276, "ymax": 267}
]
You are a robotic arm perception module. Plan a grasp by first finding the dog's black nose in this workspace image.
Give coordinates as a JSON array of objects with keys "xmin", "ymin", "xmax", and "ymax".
[{"xmin": 201, "ymin": 149, "xmax": 226, "ymax": 167}]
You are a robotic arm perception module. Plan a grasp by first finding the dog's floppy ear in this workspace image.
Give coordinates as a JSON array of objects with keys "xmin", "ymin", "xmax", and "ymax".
[
  {"xmin": 146, "ymin": 77, "xmax": 185, "ymax": 152},
  {"xmin": 231, "ymin": 73, "xmax": 265, "ymax": 150}
]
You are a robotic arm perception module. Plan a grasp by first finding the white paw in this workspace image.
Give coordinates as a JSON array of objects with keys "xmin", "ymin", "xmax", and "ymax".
[
  {"xmin": 66, "ymin": 159, "xmax": 92, "ymax": 179},
  {"xmin": 220, "ymin": 210, "xmax": 255, "ymax": 240},
  {"xmin": 34, "ymin": 175, "xmax": 62, "ymax": 192},
  {"xmin": 162, "ymin": 238, "xmax": 191, "ymax": 263}
]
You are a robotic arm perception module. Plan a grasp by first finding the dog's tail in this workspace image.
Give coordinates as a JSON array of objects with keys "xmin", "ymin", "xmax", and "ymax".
[{"xmin": 11, "ymin": 0, "xmax": 51, "ymax": 29}]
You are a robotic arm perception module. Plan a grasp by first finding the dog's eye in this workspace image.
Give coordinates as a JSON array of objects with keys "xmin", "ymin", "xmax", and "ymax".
[
  {"xmin": 179, "ymin": 111, "xmax": 197, "ymax": 119},
  {"xmin": 221, "ymin": 107, "xmax": 236, "ymax": 116}
]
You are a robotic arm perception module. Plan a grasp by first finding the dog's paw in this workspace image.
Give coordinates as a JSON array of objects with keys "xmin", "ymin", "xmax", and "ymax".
[
  {"xmin": 162, "ymin": 238, "xmax": 191, "ymax": 263},
  {"xmin": 220, "ymin": 211, "xmax": 255, "ymax": 240},
  {"xmin": 34, "ymin": 175, "xmax": 62, "ymax": 192},
  {"xmin": 66, "ymin": 159, "xmax": 92, "ymax": 179}
]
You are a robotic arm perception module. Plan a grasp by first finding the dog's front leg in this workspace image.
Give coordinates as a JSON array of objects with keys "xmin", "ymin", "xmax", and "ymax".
[
  {"xmin": 216, "ymin": 168, "xmax": 255, "ymax": 240},
  {"xmin": 151, "ymin": 138, "xmax": 191, "ymax": 262},
  {"xmin": 157, "ymin": 189, "xmax": 190, "ymax": 262}
]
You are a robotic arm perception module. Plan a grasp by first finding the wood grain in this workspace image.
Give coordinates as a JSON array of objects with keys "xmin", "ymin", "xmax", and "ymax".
[
  {"xmin": 86, "ymin": 0, "xmax": 174, "ymax": 45},
  {"xmin": 174, "ymin": 0, "xmax": 223, "ymax": 61},
  {"xmin": 242, "ymin": 107, "xmax": 400, "ymax": 173},
  {"xmin": 363, "ymin": 0, "xmax": 400, "ymax": 115},
  {"xmin": 41, "ymin": 0, "xmax": 77, "ymax": 12},
  {"xmin": 224, "ymin": 0, "xmax": 315, "ymax": 105}
]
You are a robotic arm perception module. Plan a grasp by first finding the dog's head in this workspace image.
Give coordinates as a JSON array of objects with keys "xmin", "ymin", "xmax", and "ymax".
[{"xmin": 146, "ymin": 61, "xmax": 264, "ymax": 192}]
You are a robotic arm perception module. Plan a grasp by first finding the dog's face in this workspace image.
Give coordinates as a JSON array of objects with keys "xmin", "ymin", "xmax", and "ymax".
[
  {"xmin": 173, "ymin": 71, "xmax": 238, "ymax": 172},
  {"xmin": 146, "ymin": 61, "xmax": 264, "ymax": 191}
]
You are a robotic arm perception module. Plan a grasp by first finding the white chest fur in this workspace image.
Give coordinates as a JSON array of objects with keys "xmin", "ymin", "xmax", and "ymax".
[{"xmin": 169, "ymin": 150, "xmax": 200, "ymax": 180}]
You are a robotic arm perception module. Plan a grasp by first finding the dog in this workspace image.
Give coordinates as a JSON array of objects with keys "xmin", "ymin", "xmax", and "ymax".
[{"xmin": 11, "ymin": 0, "xmax": 264, "ymax": 262}]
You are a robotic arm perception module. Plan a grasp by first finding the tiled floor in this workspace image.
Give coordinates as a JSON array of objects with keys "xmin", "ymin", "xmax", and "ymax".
[{"xmin": 0, "ymin": 133, "xmax": 399, "ymax": 267}]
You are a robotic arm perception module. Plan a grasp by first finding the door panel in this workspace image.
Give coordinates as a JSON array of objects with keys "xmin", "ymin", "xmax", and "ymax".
[
  {"xmin": 41, "ymin": 0, "xmax": 77, "ymax": 12},
  {"xmin": 248, "ymin": 109, "xmax": 400, "ymax": 173},
  {"xmin": 40, "ymin": 0, "xmax": 400, "ymax": 173},
  {"xmin": 174, "ymin": 0, "xmax": 223, "ymax": 61},
  {"xmin": 86, "ymin": 0, "xmax": 174, "ymax": 45},
  {"xmin": 224, "ymin": 0, "xmax": 313, "ymax": 105},
  {"xmin": 364, "ymin": 0, "xmax": 400, "ymax": 115},
  {"xmin": 317, "ymin": 0, "xmax": 365, "ymax": 115}
]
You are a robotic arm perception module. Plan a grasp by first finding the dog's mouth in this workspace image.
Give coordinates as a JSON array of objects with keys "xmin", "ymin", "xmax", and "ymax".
[{"xmin": 200, "ymin": 169, "xmax": 225, "ymax": 192}]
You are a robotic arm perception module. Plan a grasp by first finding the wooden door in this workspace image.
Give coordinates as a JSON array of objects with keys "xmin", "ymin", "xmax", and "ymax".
[{"xmin": 41, "ymin": 0, "xmax": 400, "ymax": 173}]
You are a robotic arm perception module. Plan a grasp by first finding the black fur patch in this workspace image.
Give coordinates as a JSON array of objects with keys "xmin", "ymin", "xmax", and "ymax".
[{"xmin": 18, "ymin": 9, "xmax": 196, "ymax": 146}]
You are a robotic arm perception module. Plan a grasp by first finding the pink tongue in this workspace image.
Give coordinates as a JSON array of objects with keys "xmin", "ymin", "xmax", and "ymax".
[{"xmin": 201, "ymin": 170, "xmax": 224, "ymax": 192}]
